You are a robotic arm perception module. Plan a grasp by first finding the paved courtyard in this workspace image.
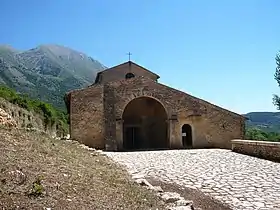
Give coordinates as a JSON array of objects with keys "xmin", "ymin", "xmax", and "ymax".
[{"xmin": 105, "ymin": 149, "xmax": 280, "ymax": 210}]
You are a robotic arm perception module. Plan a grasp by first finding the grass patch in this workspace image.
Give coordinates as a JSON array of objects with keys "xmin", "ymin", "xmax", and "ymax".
[{"xmin": 0, "ymin": 128, "xmax": 165, "ymax": 209}]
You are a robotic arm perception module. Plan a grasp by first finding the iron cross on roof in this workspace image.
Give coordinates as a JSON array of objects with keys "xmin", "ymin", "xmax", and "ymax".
[{"xmin": 127, "ymin": 52, "xmax": 132, "ymax": 61}]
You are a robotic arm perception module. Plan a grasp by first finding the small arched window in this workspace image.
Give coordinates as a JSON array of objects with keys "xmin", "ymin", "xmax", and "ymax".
[{"xmin": 125, "ymin": 73, "xmax": 135, "ymax": 79}]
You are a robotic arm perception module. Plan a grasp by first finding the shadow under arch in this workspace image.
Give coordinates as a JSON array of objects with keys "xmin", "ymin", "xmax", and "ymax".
[{"xmin": 122, "ymin": 96, "xmax": 169, "ymax": 150}]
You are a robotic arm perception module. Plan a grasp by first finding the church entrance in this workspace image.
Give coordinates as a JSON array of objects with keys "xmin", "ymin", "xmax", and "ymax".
[
  {"xmin": 123, "ymin": 126, "xmax": 141, "ymax": 149},
  {"xmin": 122, "ymin": 97, "xmax": 168, "ymax": 150},
  {"xmin": 182, "ymin": 124, "xmax": 192, "ymax": 148}
]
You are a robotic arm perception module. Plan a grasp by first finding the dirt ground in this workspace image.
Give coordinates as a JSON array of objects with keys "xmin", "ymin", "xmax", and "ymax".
[
  {"xmin": 148, "ymin": 178, "xmax": 232, "ymax": 210},
  {"xmin": 0, "ymin": 127, "xmax": 166, "ymax": 210}
]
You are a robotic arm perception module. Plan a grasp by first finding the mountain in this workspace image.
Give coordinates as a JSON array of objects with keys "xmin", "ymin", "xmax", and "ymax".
[
  {"xmin": 244, "ymin": 112, "xmax": 280, "ymax": 133},
  {"xmin": 0, "ymin": 44, "xmax": 106, "ymax": 109}
]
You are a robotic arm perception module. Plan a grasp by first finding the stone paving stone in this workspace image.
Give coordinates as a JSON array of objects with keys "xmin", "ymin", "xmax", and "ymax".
[{"xmin": 105, "ymin": 149, "xmax": 280, "ymax": 210}]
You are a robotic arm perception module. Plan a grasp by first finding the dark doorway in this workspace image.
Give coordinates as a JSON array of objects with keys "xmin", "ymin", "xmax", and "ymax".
[
  {"xmin": 123, "ymin": 126, "xmax": 141, "ymax": 149},
  {"xmin": 182, "ymin": 124, "xmax": 192, "ymax": 148},
  {"xmin": 122, "ymin": 97, "xmax": 168, "ymax": 150}
]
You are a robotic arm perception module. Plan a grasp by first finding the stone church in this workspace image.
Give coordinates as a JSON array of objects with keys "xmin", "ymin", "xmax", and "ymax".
[{"xmin": 65, "ymin": 61, "xmax": 245, "ymax": 151}]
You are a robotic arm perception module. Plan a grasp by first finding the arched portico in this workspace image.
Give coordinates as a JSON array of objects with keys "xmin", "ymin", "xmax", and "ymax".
[{"xmin": 121, "ymin": 96, "xmax": 169, "ymax": 150}]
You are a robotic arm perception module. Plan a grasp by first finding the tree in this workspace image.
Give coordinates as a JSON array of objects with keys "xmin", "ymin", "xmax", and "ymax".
[
  {"xmin": 245, "ymin": 128, "xmax": 267, "ymax": 140},
  {"xmin": 245, "ymin": 128, "xmax": 280, "ymax": 142},
  {"xmin": 273, "ymin": 52, "xmax": 280, "ymax": 109}
]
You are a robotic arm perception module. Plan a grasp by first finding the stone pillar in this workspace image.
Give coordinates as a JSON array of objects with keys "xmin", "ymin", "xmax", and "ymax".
[
  {"xmin": 166, "ymin": 119, "xmax": 171, "ymax": 148},
  {"xmin": 104, "ymin": 84, "xmax": 117, "ymax": 151},
  {"xmin": 169, "ymin": 119, "xmax": 181, "ymax": 149},
  {"xmin": 116, "ymin": 119, "xmax": 123, "ymax": 150},
  {"xmin": 169, "ymin": 120, "xmax": 175, "ymax": 148}
]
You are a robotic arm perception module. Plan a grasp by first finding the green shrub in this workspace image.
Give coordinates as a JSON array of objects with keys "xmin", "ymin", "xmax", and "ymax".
[
  {"xmin": 245, "ymin": 127, "xmax": 280, "ymax": 142},
  {"xmin": 0, "ymin": 85, "xmax": 68, "ymax": 133},
  {"xmin": 28, "ymin": 176, "xmax": 44, "ymax": 197}
]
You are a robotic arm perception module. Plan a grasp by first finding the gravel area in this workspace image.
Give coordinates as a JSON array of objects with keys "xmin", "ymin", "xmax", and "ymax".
[{"xmin": 105, "ymin": 149, "xmax": 280, "ymax": 210}]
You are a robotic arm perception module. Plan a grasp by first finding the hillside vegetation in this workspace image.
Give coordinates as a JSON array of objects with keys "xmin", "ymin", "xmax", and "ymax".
[
  {"xmin": 244, "ymin": 112, "xmax": 280, "ymax": 133},
  {"xmin": 244, "ymin": 112, "xmax": 280, "ymax": 141},
  {"xmin": 245, "ymin": 127, "xmax": 280, "ymax": 142},
  {"xmin": 0, "ymin": 85, "xmax": 68, "ymax": 133},
  {"xmin": 242, "ymin": 52, "xmax": 280, "ymax": 141},
  {"xmin": 0, "ymin": 128, "xmax": 165, "ymax": 209},
  {"xmin": 0, "ymin": 44, "xmax": 106, "ymax": 109}
]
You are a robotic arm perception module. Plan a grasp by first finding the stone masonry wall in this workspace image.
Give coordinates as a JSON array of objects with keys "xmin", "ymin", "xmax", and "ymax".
[
  {"xmin": 103, "ymin": 84, "xmax": 117, "ymax": 150},
  {"xmin": 70, "ymin": 85, "xmax": 104, "ymax": 148},
  {"xmin": 106, "ymin": 77, "xmax": 245, "ymax": 150},
  {"xmin": 0, "ymin": 98, "xmax": 57, "ymax": 136},
  {"xmin": 232, "ymin": 139, "xmax": 280, "ymax": 162},
  {"xmin": 98, "ymin": 62, "xmax": 158, "ymax": 84}
]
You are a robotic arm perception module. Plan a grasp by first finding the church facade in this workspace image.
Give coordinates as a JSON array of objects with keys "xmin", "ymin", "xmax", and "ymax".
[{"xmin": 65, "ymin": 61, "xmax": 245, "ymax": 151}]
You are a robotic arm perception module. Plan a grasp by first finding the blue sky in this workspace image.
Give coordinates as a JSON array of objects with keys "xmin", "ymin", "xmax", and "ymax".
[{"xmin": 1, "ymin": 0, "xmax": 280, "ymax": 114}]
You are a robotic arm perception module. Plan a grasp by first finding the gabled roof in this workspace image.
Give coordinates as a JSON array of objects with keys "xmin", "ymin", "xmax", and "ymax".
[{"xmin": 94, "ymin": 61, "xmax": 160, "ymax": 83}]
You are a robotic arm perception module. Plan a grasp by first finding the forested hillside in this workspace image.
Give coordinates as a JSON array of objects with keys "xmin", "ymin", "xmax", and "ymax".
[{"xmin": 244, "ymin": 112, "xmax": 280, "ymax": 133}]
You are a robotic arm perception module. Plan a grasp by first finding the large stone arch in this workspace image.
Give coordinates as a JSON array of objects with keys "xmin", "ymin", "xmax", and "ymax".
[
  {"xmin": 121, "ymin": 96, "xmax": 169, "ymax": 150},
  {"xmin": 115, "ymin": 88, "xmax": 172, "ymax": 119}
]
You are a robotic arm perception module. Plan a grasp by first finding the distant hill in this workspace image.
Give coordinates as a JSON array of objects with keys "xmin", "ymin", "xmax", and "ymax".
[
  {"xmin": 244, "ymin": 112, "xmax": 280, "ymax": 133},
  {"xmin": 0, "ymin": 44, "xmax": 106, "ymax": 109}
]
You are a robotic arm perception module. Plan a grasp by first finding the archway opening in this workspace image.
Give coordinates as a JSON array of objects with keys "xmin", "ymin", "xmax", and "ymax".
[
  {"xmin": 122, "ymin": 97, "xmax": 168, "ymax": 150},
  {"xmin": 182, "ymin": 124, "xmax": 192, "ymax": 148}
]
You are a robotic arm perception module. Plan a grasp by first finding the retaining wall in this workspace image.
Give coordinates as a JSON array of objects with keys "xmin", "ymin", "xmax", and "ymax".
[{"xmin": 231, "ymin": 139, "xmax": 280, "ymax": 162}]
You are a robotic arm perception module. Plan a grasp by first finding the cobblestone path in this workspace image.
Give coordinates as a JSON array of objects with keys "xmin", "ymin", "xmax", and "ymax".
[{"xmin": 105, "ymin": 149, "xmax": 280, "ymax": 210}]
